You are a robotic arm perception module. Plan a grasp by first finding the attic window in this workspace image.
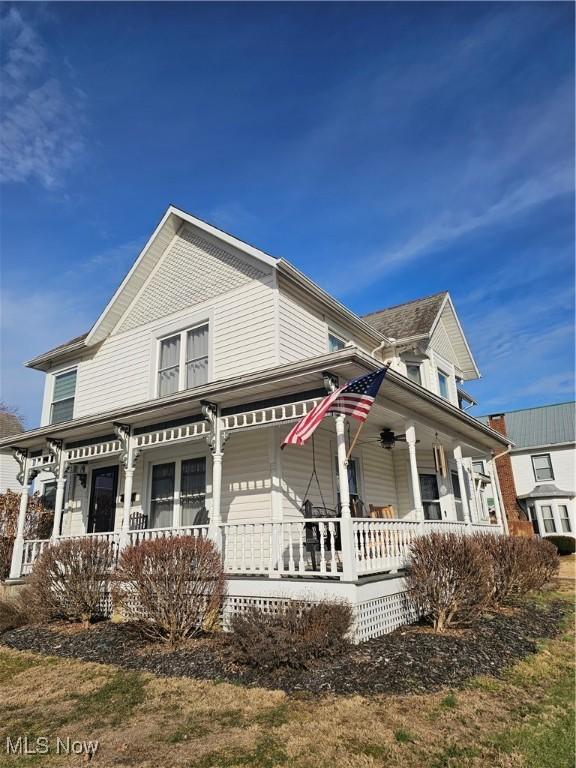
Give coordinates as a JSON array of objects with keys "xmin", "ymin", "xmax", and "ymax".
[{"xmin": 437, "ymin": 369, "xmax": 449, "ymax": 399}]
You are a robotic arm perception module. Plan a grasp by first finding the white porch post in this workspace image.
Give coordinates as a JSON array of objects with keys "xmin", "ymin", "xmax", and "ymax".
[
  {"xmin": 334, "ymin": 413, "xmax": 357, "ymax": 581},
  {"xmin": 114, "ymin": 423, "xmax": 138, "ymax": 550},
  {"xmin": 269, "ymin": 427, "xmax": 283, "ymax": 577},
  {"xmin": 48, "ymin": 439, "xmax": 66, "ymax": 540},
  {"xmin": 9, "ymin": 449, "xmax": 29, "ymax": 580},
  {"xmin": 405, "ymin": 422, "xmax": 424, "ymax": 528},
  {"xmin": 453, "ymin": 445, "xmax": 472, "ymax": 527},
  {"xmin": 202, "ymin": 401, "xmax": 225, "ymax": 550},
  {"xmin": 487, "ymin": 455, "xmax": 508, "ymax": 534}
]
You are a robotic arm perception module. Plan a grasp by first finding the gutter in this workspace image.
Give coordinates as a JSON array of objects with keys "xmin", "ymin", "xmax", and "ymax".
[{"xmin": 2, "ymin": 346, "xmax": 509, "ymax": 451}]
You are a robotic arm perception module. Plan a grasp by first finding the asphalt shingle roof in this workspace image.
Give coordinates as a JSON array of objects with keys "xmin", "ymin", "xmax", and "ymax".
[
  {"xmin": 363, "ymin": 292, "xmax": 447, "ymax": 340},
  {"xmin": 0, "ymin": 410, "xmax": 23, "ymax": 439}
]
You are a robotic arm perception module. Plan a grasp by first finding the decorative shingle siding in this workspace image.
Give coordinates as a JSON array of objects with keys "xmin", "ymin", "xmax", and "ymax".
[{"xmin": 117, "ymin": 226, "xmax": 268, "ymax": 334}]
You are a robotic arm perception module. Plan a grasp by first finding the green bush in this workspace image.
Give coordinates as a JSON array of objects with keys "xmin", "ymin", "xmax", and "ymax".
[
  {"xmin": 228, "ymin": 600, "xmax": 353, "ymax": 670},
  {"xmin": 547, "ymin": 535, "xmax": 575, "ymax": 556}
]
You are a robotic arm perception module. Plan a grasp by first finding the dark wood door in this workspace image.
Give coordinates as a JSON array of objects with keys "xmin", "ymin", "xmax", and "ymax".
[{"xmin": 88, "ymin": 466, "xmax": 119, "ymax": 533}]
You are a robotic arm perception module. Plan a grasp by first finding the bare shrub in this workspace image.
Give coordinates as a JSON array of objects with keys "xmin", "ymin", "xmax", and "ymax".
[
  {"xmin": 27, "ymin": 538, "xmax": 116, "ymax": 625},
  {"xmin": 406, "ymin": 533, "xmax": 493, "ymax": 632},
  {"xmin": 0, "ymin": 490, "xmax": 54, "ymax": 579},
  {"xmin": 228, "ymin": 600, "xmax": 353, "ymax": 670},
  {"xmin": 0, "ymin": 597, "xmax": 28, "ymax": 633},
  {"xmin": 480, "ymin": 535, "xmax": 561, "ymax": 604},
  {"xmin": 113, "ymin": 536, "xmax": 226, "ymax": 647}
]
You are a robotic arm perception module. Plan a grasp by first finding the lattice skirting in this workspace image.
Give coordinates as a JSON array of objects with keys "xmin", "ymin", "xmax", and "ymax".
[{"xmin": 97, "ymin": 582, "xmax": 417, "ymax": 643}]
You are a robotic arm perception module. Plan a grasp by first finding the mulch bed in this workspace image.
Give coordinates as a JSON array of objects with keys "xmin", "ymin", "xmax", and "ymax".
[{"xmin": 0, "ymin": 599, "xmax": 568, "ymax": 696}]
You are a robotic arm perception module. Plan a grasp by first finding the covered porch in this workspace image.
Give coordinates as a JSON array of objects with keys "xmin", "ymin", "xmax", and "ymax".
[{"xmin": 5, "ymin": 350, "xmax": 507, "ymax": 583}]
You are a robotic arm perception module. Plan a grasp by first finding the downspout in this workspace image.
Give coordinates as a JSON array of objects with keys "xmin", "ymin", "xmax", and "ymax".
[{"xmin": 372, "ymin": 337, "xmax": 395, "ymax": 361}]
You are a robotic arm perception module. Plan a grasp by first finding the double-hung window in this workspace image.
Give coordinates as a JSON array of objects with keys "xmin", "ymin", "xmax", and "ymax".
[
  {"xmin": 50, "ymin": 369, "xmax": 77, "ymax": 424},
  {"xmin": 451, "ymin": 471, "xmax": 464, "ymax": 521},
  {"xmin": 149, "ymin": 458, "xmax": 207, "ymax": 528},
  {"xmin": 157, "ymin": 323, "xmax": 209, "ymax": 397},
  {"xmin": 540, "ymin": 505, "xmax": 556, "ymax": 534},
  {"xmin": 558, "ymin": 505, "xmax": 571, "ymax": 533},
  {"xmin": 419, "ymin": 473, "xmax": 442, "ymax": 520},
  {"xmin": 531, "ymin": 453, "xmax": 554, "ymax": 482}
]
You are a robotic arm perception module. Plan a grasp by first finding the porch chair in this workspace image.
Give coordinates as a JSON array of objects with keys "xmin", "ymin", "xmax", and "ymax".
[{"xmin": 369, "ymin": 504, "xmax": 396, "ymax": 519}]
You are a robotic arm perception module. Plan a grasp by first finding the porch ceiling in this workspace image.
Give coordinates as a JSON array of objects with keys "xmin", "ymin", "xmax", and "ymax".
[{"xmin": 1, "ymin": 347, "xmax": 508, "ymax": 455}]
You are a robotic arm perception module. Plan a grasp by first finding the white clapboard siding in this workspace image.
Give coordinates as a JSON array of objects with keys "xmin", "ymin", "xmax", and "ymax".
[
  {"xmin": 73, "ymin": 275, "xmax": 277, "ymax": 418},
  {"xmin": 280, "ymin": 426, "xmax": 336, "ymax": 520},
  {"xmin": 392, "ymin": 450, "xmax": 413, "ymax": 517},
  {"xmin": 278, "ymin": 284, "xmax": 328, "ymax": 363},
  {"xmin": 0, "ymin": 455, "xmax": 21, "ymax": 493},
  {"xmin": 221, "ymin": 429, "xmax": 273, "ymax": 522},
  {"xmin": 360, "ymin": 443, "xmax": 400, "ymax": 512},
  {"xmin": 430, "ymin": 316, "xmax": 460, "ymax": 372}
]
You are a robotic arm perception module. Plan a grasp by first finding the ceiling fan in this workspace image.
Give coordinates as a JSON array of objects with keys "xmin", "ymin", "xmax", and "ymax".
[{"xmin": 378, "ymin": 428, "xmax": 419, "ymax": 450}]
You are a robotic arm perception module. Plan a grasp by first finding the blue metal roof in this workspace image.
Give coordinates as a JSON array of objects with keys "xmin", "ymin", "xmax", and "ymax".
[{"xmin": 479, "ymin": 402, "xmax": 575, "ymax": 448}]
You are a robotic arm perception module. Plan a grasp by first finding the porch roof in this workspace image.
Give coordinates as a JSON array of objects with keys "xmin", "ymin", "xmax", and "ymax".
[{"xmin": 1, "ymin": 348, "xmax": 509, "ymax": 455}]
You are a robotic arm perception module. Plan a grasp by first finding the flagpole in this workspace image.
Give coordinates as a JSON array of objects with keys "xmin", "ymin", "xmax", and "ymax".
[{"xmin": 346, "ymin": 420, "xmax": 366, "ymax": 460}]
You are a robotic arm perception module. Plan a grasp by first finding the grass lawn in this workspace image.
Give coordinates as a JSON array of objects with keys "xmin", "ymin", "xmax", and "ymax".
[{"xmin": 0, "ymin": 591, "xmax": 573, "ymax": 768}]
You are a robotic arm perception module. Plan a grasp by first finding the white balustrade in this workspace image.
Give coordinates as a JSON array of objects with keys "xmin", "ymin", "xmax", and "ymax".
[
  {"xmin": 65, "ymin": 441, "xmax": 122, "ymax": 462},
  {"xmin": 422, "ymin": 520, "xmax": 469, "ymax": 534},
  {"xmin": 221, "ymin": 522, "xmax": 274, "ymax": 573},
  {"xmin": 21, "ymin": 539, "xmax": 50, "ymax": 575},
  {"xmin": 276, "ymin": 519, "xmax": 340, "ymax": 576},
  {"xmin": 221, "ymin": 398, "xmax": 321, "ymax": 433},
  {"xmin": 352, "ymin": 520, "xmax": 419, "ymax": 574},
  {"xmin": 127, "ymin": 524, "xmax": 209, "ymax": 546}
]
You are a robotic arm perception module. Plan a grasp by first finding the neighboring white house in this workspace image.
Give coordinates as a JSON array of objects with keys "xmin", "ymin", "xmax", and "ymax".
[
  {"xmin": 0, "ymin": 205, "xmax": 509, "ymax": 640},
  {"xmin": 0, "ymin": 410, "xmax": 24, "ymax": 493},
  {"xmin": 483, "ymin": 404, "xmax": 575, "ymax": 540}
]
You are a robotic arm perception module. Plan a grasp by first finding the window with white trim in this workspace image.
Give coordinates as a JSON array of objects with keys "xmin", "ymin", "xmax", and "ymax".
[
  {"xmin": 50, "ymin": 369, "xmax": 77, "ymax": 424},
  {"xmin": 419, "ymin": 473, "xmax": 442, "ymax": 520},
  {"xmin": 531, "ymin": 453, "xmax": 554, "ymax": 482},
  {"xmin": 157, "ymin": 323, "xmax": 209, "ymax": 397},
  {"xmin": 149, "ymin": 457, "xmax": 207, "ymax": 529},
  {"xmin": 328, "ymin": 331, "xmax": 346, "ymax": 353},
  {"xmin": 540, "ymin": 504, "xmax": 556, "ymax": 534},
  {"xmin": 437, "ymin": 369, "xmax": 449, "ymax": 399},
  {"xmin": 558, "ymin": 505, "xmax": 571, "ymax": 533},
  {"xmin": 451, "ymin": 470, "xmax": 464, "ymax": 521}
]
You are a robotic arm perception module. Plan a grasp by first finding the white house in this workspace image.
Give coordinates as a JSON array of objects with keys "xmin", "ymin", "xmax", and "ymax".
[
  {"xmin": 484, "ymin": 404, "xmax": 575, "ymax": 541},
  {"xmin": 0, "ymin": 205, "xmax": 509, "ymax": 640},
  {"xmin": 0, "ymin": 410, "xmax": 24, "ymax": 493}
]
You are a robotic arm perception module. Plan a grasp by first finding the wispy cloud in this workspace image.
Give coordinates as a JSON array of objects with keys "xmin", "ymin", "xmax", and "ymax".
[{"xmin": 0, "ymin": 8, "xmax": 87, "ymax": 189}]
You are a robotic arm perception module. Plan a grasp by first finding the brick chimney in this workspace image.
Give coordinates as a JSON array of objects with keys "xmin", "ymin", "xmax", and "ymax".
[{"xmin": 488, "ymin": 414, "xmax": 525, "ymax": 523}]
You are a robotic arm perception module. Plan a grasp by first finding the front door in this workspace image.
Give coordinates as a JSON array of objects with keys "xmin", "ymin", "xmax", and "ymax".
[{"xmin": 88, "ymin": 466, "xmax": 119, "ymax": 533}]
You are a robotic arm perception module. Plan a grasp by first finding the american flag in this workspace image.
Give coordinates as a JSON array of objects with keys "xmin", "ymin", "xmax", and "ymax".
[{"xmin": 281, "ymin": 367, "xmax": 389, "ymax": 448}]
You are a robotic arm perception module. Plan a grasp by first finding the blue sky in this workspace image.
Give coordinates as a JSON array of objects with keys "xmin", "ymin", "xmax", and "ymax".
[{"xmin": 1, "ymin": 2, "xmax": 574, "ymax": 427}]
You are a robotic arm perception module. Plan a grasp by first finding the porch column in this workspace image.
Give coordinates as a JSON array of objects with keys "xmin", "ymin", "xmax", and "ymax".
[
  {"xmin": 9, "ymin": 450, "xmax": 29, "ymax": 580},
  {"xmin": 453, "ymin": 445, "xmax": 472, "ymax": 527},
  {"xmin": 48, "ymin": 439, "xmax": 66, "ymax": 540},
  {"xmin": 334, "ymin": 413, "xmax": 357, "ymax": 581},
  {"xmin": 202, "ymin": 401, "xmax": 225, "ymax": 550},
  {"xmin": 114, "ymin": 423, "xmax": 139, "ymax": 550},
  {"xmin": 269, "ymin": 427, "xmax": 283, "ymax": 577},
  {"xmin": 487, "ymin": 455, "xmax": 508, "ymax": 534},
  {"xmin": 405, "ymin": 423, "xmax": 424, "ymax": 526}
]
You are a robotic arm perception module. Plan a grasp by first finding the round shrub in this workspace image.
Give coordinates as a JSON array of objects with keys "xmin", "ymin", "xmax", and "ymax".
[
  {"xmin": 406, "ymin": 532, "xmax": 493, "ymax": 632},
  {"xmin": 479, "ymin": 534, "xmax": 560, "ymax": 604},
  {"xmin": 113, "ymin": 536, "xmax": 226, "ymax": 647},
  {"xmin": 228, "ymin": 600, "xmax": 353, "ymax": 670},
  {"xmin": 546, "ymin": 535, "xmax": 575, "ymax": 556},
  {"xmin": 27, "ymin": 538, "xmax": 117, "ymax": 625}
]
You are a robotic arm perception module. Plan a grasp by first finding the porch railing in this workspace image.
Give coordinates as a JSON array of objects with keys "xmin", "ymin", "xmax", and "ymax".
[{"xmin": 18, "ymin": 516, "xmax": 503, "ymax": 580}]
